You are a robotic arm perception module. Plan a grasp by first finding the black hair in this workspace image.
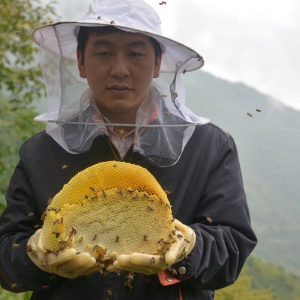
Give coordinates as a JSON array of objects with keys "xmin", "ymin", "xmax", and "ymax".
[{"xmin": 77, "ymin": 26, "xmax": 162, "ymax": 61}]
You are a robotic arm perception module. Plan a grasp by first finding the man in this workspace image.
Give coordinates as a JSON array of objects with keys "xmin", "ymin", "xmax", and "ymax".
[{"xmin": 0, "ymin": 0, "xmax": 257, "ymax": 299}]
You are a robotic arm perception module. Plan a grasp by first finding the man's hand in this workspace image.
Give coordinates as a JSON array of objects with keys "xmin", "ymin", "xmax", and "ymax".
[
  {"xmin": 27, "ymin": 229, "xmax": 98, "ymax": 278},
  {"xmin": 107, "ymin": 219, "xmax": 196, "ymax": 275}
]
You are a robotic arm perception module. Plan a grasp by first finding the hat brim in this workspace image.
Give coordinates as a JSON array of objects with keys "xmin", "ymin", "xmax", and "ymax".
[{"xmin": 32, "ymin": 21, "xmax": 204, "ymax": 73}]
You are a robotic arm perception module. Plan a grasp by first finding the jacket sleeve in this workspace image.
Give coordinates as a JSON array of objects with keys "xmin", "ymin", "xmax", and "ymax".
[
  {"xmin": 0, "ymin": 144, "xmax": 56, "ymax": 293},
  {"xmin": 168, "ymin": 135, "xmax": 257, "ymax": 289}
]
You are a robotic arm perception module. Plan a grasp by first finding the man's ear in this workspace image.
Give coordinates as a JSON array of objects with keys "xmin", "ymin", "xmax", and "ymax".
[
  {"xmin": 77, "ymin": 50, "xmax": 87, "ymax": 78},
  {"xmin": 153, "ymin": 52, "xmax": 162, "ymax": 79}
]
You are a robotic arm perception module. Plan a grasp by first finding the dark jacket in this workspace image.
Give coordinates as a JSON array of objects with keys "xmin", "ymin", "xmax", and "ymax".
[{"xmin": 0, "ymin": 123, "xmax": 257, "ymax": 300}]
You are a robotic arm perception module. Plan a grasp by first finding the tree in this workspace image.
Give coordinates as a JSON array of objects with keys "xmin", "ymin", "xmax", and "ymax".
[{"xmin": 0, "ymin": 0, "xmax": 58, "ymax": 212}]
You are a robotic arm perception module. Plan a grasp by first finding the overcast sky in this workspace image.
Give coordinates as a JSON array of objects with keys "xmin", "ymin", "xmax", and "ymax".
[{"xmin": 47, "ymin": 0, "xmax": 300, "ymax": 111}]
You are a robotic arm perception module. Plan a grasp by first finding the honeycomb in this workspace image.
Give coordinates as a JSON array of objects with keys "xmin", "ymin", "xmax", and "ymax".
[{"xmin": 41, "ymin": 161, "xmax": 175, "ymax": 263}]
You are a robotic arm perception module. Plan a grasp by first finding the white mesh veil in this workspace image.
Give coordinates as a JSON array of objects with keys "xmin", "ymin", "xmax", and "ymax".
[{"xmin": 32, "ymin": 0, "xmax": 210, "ymax": 167}]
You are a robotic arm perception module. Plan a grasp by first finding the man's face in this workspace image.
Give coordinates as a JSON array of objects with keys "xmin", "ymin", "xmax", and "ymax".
[{"xmin": 77, "ymin": 30, "xmax": 162, "ymax": 122}]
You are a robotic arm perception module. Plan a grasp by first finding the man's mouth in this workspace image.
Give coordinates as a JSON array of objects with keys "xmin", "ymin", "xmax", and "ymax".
[{"xmin": 108, "ymin": 84, "xmax": 131, "ymax": 91}]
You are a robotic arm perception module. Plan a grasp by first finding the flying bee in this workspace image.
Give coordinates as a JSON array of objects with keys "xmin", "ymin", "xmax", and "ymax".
[
  {"xmin": 206, "ymin": 217, "xmax": 213, "ymax": 224},
  {"xmin": 147, "ymin": 206, "xmax": 153, "ymax": 212},
  {"xmin": 12, "ymin": 244, "xmax": 20, "ymax": 248},
  {"xmin": 164, "ymin": 190, "xmax": 171, "ymax": 195},
  {"xmin": 256, "ymin": 109, "xmax": 261, "ymax": 112},
  {"xmin": 61, "ymin": 165, "xmax": 69, "ymax": 169},
  {"xmin": 97, "ymin": 16, "xmax": 101, "ymax": 20},
  {"xmin": 52, "ymin": 231, "xmax": 60, "ymax": 238},
  {"xmin": 28, "ymin": 212, "xmax": 34, "ymax": 217},
  {"xmin": 111, "ymin": 20, "xmax": 115, "ymax": 24},
  {"xmin": 247, "ymin": 112, "xmax": 253, "ymax": 117},
  {"xmin": 150, "ymin": 257, "xmax": 155, "ymax": 264}
]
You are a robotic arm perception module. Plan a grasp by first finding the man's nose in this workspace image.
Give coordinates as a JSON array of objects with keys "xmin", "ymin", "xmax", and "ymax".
[{"xmin": 110, "ymin": 55, "xmax": 130, "ymax": 78}]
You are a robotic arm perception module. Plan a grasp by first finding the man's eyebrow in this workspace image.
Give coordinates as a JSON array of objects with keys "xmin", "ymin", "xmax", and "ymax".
[
  {"xmin": 92, "ymin": 39, "xmax": 147, "ymax": 48},
  {"xmin": 126, "ymin": 40, "xmax": 147, "ymax": 47},
  {"xmin": 92, "ymin": 39, "xmax": 112, "ymax": 47}
]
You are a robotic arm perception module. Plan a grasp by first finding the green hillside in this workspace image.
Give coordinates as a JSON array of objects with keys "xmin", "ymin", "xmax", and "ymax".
[{"xmin": 183, "ymin": 70, "xmax": 300, "ymax": 274}]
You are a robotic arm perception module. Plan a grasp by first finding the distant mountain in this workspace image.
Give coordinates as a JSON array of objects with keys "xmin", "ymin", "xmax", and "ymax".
[{"xmin": 183, "ymin": 70, "xmax": 300, "ymax": 274}]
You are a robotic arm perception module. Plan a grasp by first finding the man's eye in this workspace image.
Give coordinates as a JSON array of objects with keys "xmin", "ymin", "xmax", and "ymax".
[
  {"xmin": 98, "ymin": 52, "xmax": 111, "ymax": 56},
  {"xmin": 130, "ymin": 52, "xmax": 142, "ymax": 57}
]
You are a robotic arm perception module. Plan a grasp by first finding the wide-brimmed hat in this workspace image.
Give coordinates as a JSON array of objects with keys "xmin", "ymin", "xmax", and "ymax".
[{"xmin": 32, "ymin": 0, "xmax": 204, "ymax": 74}]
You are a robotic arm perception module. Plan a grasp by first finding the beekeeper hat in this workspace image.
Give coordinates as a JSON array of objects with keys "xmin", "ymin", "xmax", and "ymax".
[{"xmin": 31, "ymin": 0, "xmax": 209, "ymax": 167}]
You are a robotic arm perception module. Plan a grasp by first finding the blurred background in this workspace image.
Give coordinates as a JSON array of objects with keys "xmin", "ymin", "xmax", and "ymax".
[{"xmin": 0, "ymin": 0, "xmax": 299, "ymax": 299}]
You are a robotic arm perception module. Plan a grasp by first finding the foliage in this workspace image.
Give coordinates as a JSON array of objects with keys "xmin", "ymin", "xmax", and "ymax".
[
  {"xmin": 0, "ymin": 0, "xmax": 57, "ymax": 105},
  {"xmin": 0, "ymin": 288, "xmax": 31, "ymax": 300},
  {"xmin": 215, "ymin": 255, "xmax": 300, "ymax": 300}
]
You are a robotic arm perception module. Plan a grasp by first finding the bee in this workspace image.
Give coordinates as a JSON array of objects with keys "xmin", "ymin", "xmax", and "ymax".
[
  {"xmin": 161, "ymin": 94, "xmax": 168, "ymax": 97},
  {"xmin": 106, "ymin": 288, "xmax": 112, "ymax": 295},
  {"xmin": 198, "ymin": 57, "xmax": 202, "ymax": 61},
  {"xmin": 97, "ymin": 16, "xmax": 101, "ymax": 20},
  {"xmin": 160, "ymin": 198, "xmax": 165, "ymax": 204},
  {"xmin": 184, "ymin": 238, "xmax": 190, "ymax": 243},
  {"xmin": 132, "ymin": 194, "xmax": 138, "ymax": 199},
  {"xmin": 59, "ymin": 241, "xmax": 68, "ymax": 250},
  {"xmin": 169, "ymin": 234, "xmax": 173, "ymax": 239},
  {"xmin": 256, "ymin": 109, "xmax": 262, "ymax": 112},
  {"xmin": 166, "ymin": 203, "xmax": 171, "ymax": 209},
  {"xmin": 150, "ymin": 257, "xmax": 155, "ymax": 264},
  {"xmin": 127, "ymin": 189, "xmax": 135, "ymax": 193},
  {"xmin": 69, "ymin": 227, "xmax": 77, "ymax": 237},
  {"xmin": 147, "ymin": 206, "xmax": 153, "ymax": 212},
  {"xmin": 177, "ymin": 234, "xmax": 183, "ymax": 239},
  {"xmin": 111, "ymin": 20, "xmax": 115, "ymax": 24},
  {"xmin": 26, "ymin": 245, "xmax": 32, "ymax": 252},
  {"xmin": 164, "ymin": 190, "xmax": 171, "ymax": 195},
  {"xmin": 93, "ymin": 245, "xmax": 100, "ymax": 251},
  {"xmin": 126, "ymin": 272, "xmax": 134, "ymax": 281},
  {"xmin": 93, "ymin": 234, "xmax": 97, "ymax": 241},
  {"xmin": 160, "ymin": 253, "xmax": 165, "ymax": 260},
  {"xmin": 175, "ymin": 92, "xmax": 178, "ymax": 98},
  {"xmin": 144, "ymin": 235, "xmax": 148, "ymax": 241},
  {"xmin": 90, "ymin": 186, "xmax": 96, "ymax": 192},
  {"xmin": 165, "ymin": 266, "xmax": 172, "ymax": 272},
  {"xmin": 102, "ymin": 190, "xmax": 107, "ymax": 198},
  {"xmin": 171, "ymin": 230, "xmax": 176, "ymax": 235},
  {"xmin": 53, "ymin": 219, "xmax": 59, "ymax": 225},
  {"xmin": 11, "ymin": 283, "xmax": 18, "ymax": 289},
  {"xmin": 61, "ymin": 165, "xmax": 69, "ymax": 169},
  {"xmin": 78, "ymin": 237, "xmax": 83, "ymax": 243},
  {"xmin": 40, "ymin": 211, "xmax": 47, "ymax": 221},
  {"xmin": 183, "ymin": 69, "xmax": 187, "ymax": 74},
  {"xmin": 103, "ymin": 248, "xmax": 107, "ymax": 254},
  {"xmin": 12, "ymin": 244, "xmax": 20, "ymax": 248},
  {"xmin": 111, "ymin": 253, "xmax": 117, "ymax": 262},
  {"xmin": 48, "ymin": 198, "xmax": 53, "ymax": 205},
  {"xmin": 52, "ymin": 231, "xmax": 60, "ymax": 238},
  {"xmin": 52, "ymin": 250, "xmax": 60, "ymax": 256},
  {"xmin": 158, "ymin": 238, "xmax": 164, "ymax": 244},
  {"xmin": 174, "ymin": 225, "xmax": 179, "ymax": 231},
  {"xmin": 90, "ymin": 196, "xmax": 97, "ymax": 200},
  {"xmin": 28, "ymin": 212, "xmax": 34, "ymax": 217},
  {"xmin": 85, "ymin": 195, "xmax": 89, "ymax": 199},
  {"xmin": 164, "ymin": 241, "xmax": 171, "ymax": 245},
  {"xmin": 55, "ymin": 208, "xmax": 61, "ymax": 213},
  {"xmin": 144, "ymin": 193, "xmax": 150, "ymax": 198},
  {"xmin": 206, "ymin": 217, "xmax": 213, "ymax": 224},
  {"xmin": 164, "ymin": 111, "xmax": 170, "ymax": 116},
  {"xmin": 247, "ymin": 112, "xmax": 253, "ymax": 117},
  {"xmin": 116, "ymin": 235, "xmax": 119, "ymax": 242},
  {"xmin": 34, "ymin": 225, "xmax": 40, "ymax": 229},
  {"xmin": 76, "ymin": 252, "xmax": 81, "ymax": 255},
  {"xmin": 171, "ymin": 218, "xmax": 175, "ymax": 222},
  {"xmin": 113, "ymin": 164, "xmax": 118, "ymax": 168},
  {"xmin": 15, "ymin": 31, "xmax": 21, "ymax": 35}
]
